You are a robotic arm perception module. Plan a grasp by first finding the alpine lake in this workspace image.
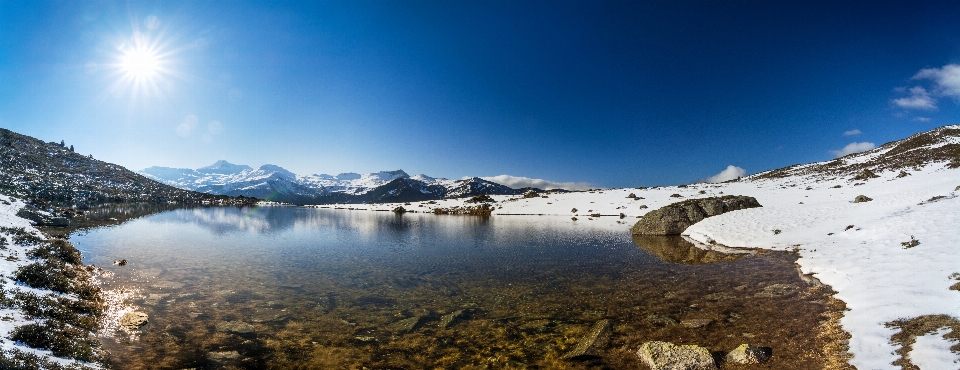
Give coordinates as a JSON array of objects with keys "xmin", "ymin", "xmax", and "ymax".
[{"xmin": 66, "ymin": 205, "xmax": 843, "ymax": 369}]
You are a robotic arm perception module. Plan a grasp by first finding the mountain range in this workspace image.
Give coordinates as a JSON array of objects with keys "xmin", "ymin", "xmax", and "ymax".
[{"xmin": 139, "ymin": 161, "xmax": 535, "ymax": 204}]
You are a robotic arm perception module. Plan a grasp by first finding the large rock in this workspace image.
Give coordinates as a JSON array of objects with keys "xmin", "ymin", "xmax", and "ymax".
[
  {"xmin": 636, "ymin": 341, "xmax": 717, "ymax": 370},
  {"xmin": 631, "ymin": 196, "xmax": 762, "ymax": 235}
]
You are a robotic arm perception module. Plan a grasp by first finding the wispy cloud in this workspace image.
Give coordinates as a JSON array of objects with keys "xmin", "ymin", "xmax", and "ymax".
[
  {"xmin": 893, "ymin": 64, "xmax": 960, "ymax": 111},
  {"xmin": 892, "ymin": 86, "xmax": 936, "ymax": 110},
  {"xmin": 830, "ymin": 142, "xmax": 875, "ymax": 158},
  {"xmin": 913, "ymin": 117, "xmax": 931, "ymax": 122},
  {"xmin": 913, "ymin": 64, "xmax": 960, "ymax": 99},
  {"xmin": 702, "ymin": 165, "xmax": 746, "ymax": 183},
  {"xmin": 843, "ymin": 129, "xmax": 862, "ymax": 136},
  {"xmin": 478, "ymin": 175, "xmax": 593, "ymax": 191}
]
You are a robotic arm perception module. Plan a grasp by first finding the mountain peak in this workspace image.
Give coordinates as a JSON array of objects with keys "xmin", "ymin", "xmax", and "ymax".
[{"xmin": 198, "ymin": 160, "xmax": 252, "ymax": 175}]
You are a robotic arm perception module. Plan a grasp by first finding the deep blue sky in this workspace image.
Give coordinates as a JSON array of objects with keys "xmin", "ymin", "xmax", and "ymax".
[{"xmin": 2, "ymin": 1, "xmax": 959, "ymax": 187}]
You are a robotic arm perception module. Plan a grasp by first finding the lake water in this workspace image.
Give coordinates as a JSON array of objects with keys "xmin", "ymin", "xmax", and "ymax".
[{"xmin": 71, "ymin": 205, "xmax": 835, "ymax": 369}]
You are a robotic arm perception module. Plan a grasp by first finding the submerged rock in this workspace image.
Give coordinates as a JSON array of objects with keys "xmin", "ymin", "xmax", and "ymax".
[
  {"xmin": 636, "ymin": 341, "xmax": 717, "ymax": 370},
  {"xmin": 645, "ymin": 314, "xmax": 678, "ymax": 326},
  {"xmin": 216, "ymin": 320, "xmax": 255, "ymax": 334},
  {"xmin": 387, "ymin": 316, "xmax": 422, "ymax": 333},
  {"xmin": 680, "ymin": 318, "xmax": 713, "ymax": 329},
  {"xmin": 439, "ymin": 309, "xmax": 468, "ymax": 329},
  {"xmin": 725, "ymin": 343, "xmax": 769, "ymax": 364},
  {"xmin": 120, "ymin": 311, "xmax": 149, "ymax": 329},
  {"xmin": 630, "ymin": 196, "xmax": 762, "ymax": 235},
  {"xmin": 563, "ymin": 319, "xmax": 611, "ymax": 359}
]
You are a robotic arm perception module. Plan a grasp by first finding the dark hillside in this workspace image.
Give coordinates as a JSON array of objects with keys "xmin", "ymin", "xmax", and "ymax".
[{"xmin": 0, "ymin": 128, "xmax": 257, "ymax": 207}]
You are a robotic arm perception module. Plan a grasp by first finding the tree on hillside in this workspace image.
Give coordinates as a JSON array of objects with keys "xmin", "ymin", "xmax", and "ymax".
[
  {"xmin": 69, "ymin": 145, "xmax": 74, "ymax": 152},
  {"xmin": 60, "ymin": 140, "xmax": 65, "ymax": 147}
]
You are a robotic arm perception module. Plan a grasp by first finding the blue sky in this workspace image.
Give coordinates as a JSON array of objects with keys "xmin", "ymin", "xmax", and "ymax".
[{"xmin": 2, "ymin": 1, "xmax": 959, "ymax": 188}]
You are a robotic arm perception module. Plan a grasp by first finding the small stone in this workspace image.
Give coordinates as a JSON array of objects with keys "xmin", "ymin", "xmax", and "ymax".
[
  {"xmin": 636, "ymin": 341, "xmax": 717, "ymax": 370},
  {"xmin": 120, "ymin": 311, "xmax": 149, "ymax": 329},
  {"xmin": 113, "ymin": 259, "xmax": 127, "ymax": 266},
  {"xmin": 853, "ymin": 195, "xmax": 873, "ymax": 203},
  {"xmin": 725, "ymin": 343, "xmax": 769, "ymax": 364}
]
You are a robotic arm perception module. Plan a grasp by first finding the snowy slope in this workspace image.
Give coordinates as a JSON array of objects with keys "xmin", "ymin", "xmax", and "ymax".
[{"xmin": 0, "ymin": 195, "xmax": 105, "ymax": 369}]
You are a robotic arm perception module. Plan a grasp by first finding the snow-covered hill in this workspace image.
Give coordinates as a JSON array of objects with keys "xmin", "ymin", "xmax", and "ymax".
[{"xmin": 140, "ymin": 163, "xmax": 528, "ymax": 204}]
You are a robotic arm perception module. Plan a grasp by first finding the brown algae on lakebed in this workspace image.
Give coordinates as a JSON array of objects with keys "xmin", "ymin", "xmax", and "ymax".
[{"xmin": 76, "ymin": 207, "xmax": 849, "ymax": 369}]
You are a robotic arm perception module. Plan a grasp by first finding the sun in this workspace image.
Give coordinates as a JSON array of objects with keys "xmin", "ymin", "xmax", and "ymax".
[
  {"xmin": 120, "ymin": 48, "xmax": 159, "ymax": 78},
  {"xmin": 106, "ymin": 30, "xmax": 178, "ymax": 100}
]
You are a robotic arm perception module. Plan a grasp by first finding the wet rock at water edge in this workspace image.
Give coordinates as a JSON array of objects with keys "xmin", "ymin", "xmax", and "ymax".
[
  {"xmin": 637, "ymin": 341, "xmax": 717, "ymax": 370},
  {"xmin": 392, "ymin": 206, "xmax": 407, "ymax": 214},
  {"xmin": 120, "ymin": 311, "xmax": 149, "ymax": 329},
  {"xmin": 439, "ymin": 309, "xmax": 469, "ymax": 329},
  {"xmin": 387, "ymin": 316, "xmax": 422, "ymax": 333},
  {"xmin": 725, "ymin": 343, "xmax": 770, "ymax": 364},
  {"xmin": 216, "ymin": 320, "xmax": 255, "ymax": 334},
  {"xmin": 563, "ymin": 319, "xmax": 611, "ymax": 360},
  {"xmin": 631, "ymin": 195, "xmax": 762, "ymax": 235}
]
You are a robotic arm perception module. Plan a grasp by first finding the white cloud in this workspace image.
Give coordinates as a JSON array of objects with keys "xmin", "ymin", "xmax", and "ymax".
[
  {"xmin": 913, "ymin": 64, "xmax": 960, "ymax": 99},
  {"xmin": 843, "ymin": 129, "xmax": 862, "ymax": 136},
  {"xmin": 702, "ymin": 165, "xmax": 746, "ymax": 183},
  {"xmin": 478, "ymin": 175, "xmax": 593, "ymax": 191},
  {"xmin": 914, "ymin": 117, "xmax": 931, "ymax": 122},
  {"xmin": 830, "ymin": 142, "xmax": 875, "ymax": 158},
  {"xmin": 892, "ymin": 86, "xmax": 936, "ymax": 110}
]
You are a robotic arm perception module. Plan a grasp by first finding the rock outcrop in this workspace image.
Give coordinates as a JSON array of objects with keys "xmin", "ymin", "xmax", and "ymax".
[{"xmin": 630, "ymin": 196, "xmax": 762, "ymax": 235}]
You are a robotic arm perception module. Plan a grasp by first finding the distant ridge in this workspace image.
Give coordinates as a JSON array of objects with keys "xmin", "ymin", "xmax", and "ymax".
[{"xmin": 140, "ymin": 162, "xmax": 534, "ymax": 204}]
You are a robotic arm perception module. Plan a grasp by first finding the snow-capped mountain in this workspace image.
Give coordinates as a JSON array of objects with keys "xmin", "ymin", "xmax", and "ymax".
[{"xmin": 140, "ymin": 162, "xmax": 529, "ymax": 204}]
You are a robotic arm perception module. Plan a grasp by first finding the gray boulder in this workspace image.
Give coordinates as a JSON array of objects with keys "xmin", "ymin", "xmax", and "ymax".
[
  {"xmin": 853, "ymin": 195, "xmax": 873, "ymax": 203},
  {"xmin": 631, "ymin": 196, "xmax": 762, "ymax": 235},
  {"xmin": 636, "ymin": 341, "xmax": 717, "ymax": 370}
]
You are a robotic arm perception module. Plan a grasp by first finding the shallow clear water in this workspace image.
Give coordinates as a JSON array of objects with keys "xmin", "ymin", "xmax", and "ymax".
[{"xmin": 71, "ymin": 206, "xmax": 833, "ymax": 369}]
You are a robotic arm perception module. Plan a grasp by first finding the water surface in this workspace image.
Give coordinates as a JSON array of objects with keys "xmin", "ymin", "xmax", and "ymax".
[{"xmin": 72, "ymin": 206, "xmax": 834, "ymax": 369}]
